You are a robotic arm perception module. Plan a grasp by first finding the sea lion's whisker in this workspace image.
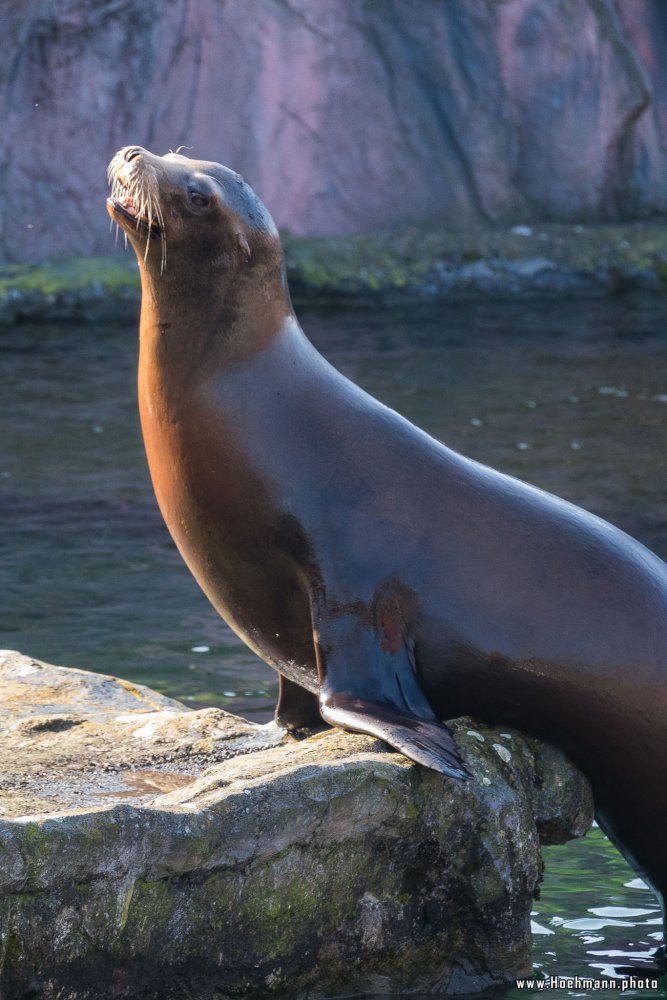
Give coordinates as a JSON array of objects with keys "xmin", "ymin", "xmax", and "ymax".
[{"xmin": 107, "ymin": 150, "xmax": 167, "ymax": 270}]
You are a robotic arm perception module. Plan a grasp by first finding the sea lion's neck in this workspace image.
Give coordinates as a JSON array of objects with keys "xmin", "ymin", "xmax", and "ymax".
[{"xmin": 138, "ymin": 256, "xmax": 294, "ymax": 365}]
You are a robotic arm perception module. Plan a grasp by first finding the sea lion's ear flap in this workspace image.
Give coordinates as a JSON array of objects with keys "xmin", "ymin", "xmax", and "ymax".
[{"xmin": 236, "ymin": 232, "xmax": 251, "ymax": 263}]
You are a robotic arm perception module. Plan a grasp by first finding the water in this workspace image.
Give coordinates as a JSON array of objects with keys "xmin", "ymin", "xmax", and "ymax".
[
  {"xmin": 509, "ymin": 825, "xmax": 665, "ymax": 998},
  {"xmin": 1, "ymin": 295, "xmax": 666, "ymax": 995}
]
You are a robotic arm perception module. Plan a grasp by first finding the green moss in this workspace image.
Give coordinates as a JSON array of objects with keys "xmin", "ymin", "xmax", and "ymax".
[
  {"xmin": 2, "ymin": 217, "xmax": 667, "ymax": 322},
  {"xmin": 120, "ymin": 877, "xmax": 173, "ymax": 950},
  {"xmin": 0, "ymin": 257, "xmax": 139, "ymax": 297},
  {"xmin": 237, "ymin": 869, "xmax": 325, "ymax": 958},
  {"xmin": 75, "ymin": 881, "xmax": 97, "ymax": 898},
  {"xmin": 16, "ymin": 822, "xmax": 52, "ymax": 882},
  {"xmin": 1, "ymin": 929, "xmax": 23, "ymax": 966},
  {"xmin": 248, "ymin": 848, "xmax": 350, "ymax": 933},
  {"xmin": 114, "ymin": 856, "xmax": 359, "ymax": 964}
]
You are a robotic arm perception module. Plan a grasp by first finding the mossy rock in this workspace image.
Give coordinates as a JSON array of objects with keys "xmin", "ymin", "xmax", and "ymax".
[
  {"xmin": 2, "ymin": 219, "xmax": 665, "ymax": 323},
  {"xmin": 0, "ymin": 651, "xmax": 593, "ymax": 999}
]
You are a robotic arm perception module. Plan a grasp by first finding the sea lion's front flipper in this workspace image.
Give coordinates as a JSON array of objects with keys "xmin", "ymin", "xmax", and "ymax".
[
  {"xmin": 275, "ymin": 674, "xmax": 325, "ymax": 733},
  {"xmin": 315, "ymin": 617, "xmax": 469, "ymax": 780}
]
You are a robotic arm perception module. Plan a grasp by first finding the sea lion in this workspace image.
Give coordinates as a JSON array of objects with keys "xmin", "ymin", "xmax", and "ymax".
[{"xmin": 107, "ymin": 146, "xmax": 667, "ymax": 940}]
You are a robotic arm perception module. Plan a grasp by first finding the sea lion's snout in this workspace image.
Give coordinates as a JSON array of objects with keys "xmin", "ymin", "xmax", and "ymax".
[
  {"xmin": 123, "ymin": 146, "xmax": 144, "ymax": 163},
  {"xmin": 107, "ymin": 146, "xmax": 153, "ymax": 190},
  {"xmin": 107, "ymin": 146, "xmax": 144, "ymax": 185},
  {"xmin": 107, "ymin": 147, "xmax": 166, "ymax": 267}
]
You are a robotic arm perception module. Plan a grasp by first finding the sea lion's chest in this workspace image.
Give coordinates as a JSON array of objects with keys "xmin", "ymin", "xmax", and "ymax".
[{"xmin": 137, "ymin": 348, "xmax": 317, "ymax": 670}]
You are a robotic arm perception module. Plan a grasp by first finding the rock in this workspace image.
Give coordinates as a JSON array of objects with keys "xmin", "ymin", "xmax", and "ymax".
[
  {"xmin": 0, "ymin": 651, "xmax": 593, "ymax": 998},
  {"xmin": 2, "ymin": 1, "xmax": 667, "ymax": 264},
  {"xmin": 2, "ymin": 217, "xmax": 667, "ymax": 324},
  {"xmin": 0, "ymin": 257, "xmax": 141, "ymax": 326}
]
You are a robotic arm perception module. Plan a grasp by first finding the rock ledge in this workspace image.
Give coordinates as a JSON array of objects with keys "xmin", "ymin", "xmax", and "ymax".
[
  {"xmin": 0, "ymin": 651, "xmax": 593, "ymax": 999},
  {"xmin": 1, "ymin": 218, "xmax": 667, "ymax": 324}
]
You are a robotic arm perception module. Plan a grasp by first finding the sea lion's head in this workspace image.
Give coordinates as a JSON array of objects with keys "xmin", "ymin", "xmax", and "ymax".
[{"xmin": 106, "ymin": 146, "xmax": 290, "ymax": 335}]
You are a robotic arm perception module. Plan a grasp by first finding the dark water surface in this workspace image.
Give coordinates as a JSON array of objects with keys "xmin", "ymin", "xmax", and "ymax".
[{"xmin": 1, "ymin": 295, "xmax": 666, "ymax": 996}]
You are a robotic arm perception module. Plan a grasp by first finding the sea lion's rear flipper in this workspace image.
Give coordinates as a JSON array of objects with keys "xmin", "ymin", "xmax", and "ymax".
[
  {"xmin": 314, "ymin": 616, "xmax": 469, "ymax": 780},
  {"xmin": 321, "ymin": 693, "xmax": 469, "ymax": 778}
]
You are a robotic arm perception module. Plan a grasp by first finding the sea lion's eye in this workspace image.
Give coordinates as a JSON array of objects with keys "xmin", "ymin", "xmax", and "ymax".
[{"xmin": 188, "ymin": 188, "xmax": 210, "ymax": 208}]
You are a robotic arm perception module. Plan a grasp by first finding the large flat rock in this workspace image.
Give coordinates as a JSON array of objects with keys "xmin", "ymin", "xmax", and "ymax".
[
  {"xmin": 0, "ymin": 650, "xmax": 283, "ymax": 818},
  {"xmin": 0, "ymin": 651, "xmax": 593, "ymax": 998}
]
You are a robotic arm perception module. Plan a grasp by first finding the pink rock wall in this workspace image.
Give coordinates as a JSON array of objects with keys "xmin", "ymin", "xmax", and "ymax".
[{"xmin": 2, "ymin": 0, "xmax": 667, "ymax": 264}]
